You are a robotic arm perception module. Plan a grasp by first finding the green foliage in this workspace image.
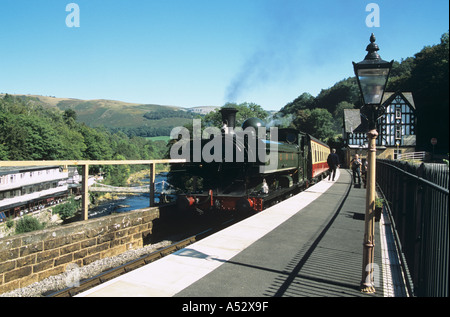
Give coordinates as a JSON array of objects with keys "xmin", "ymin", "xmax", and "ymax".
[
  {"xmin": 280, "ymin": 93, "xmax": 315, "ymax": 115},
  {"xmin": 443, "ymin": 154, "xmax": 449, "ymax": 167},
  {"xmin": 15, "ymin": 216, "xmax": 45, "ymax": 234},
  {"xmin": 375, "ymin": 197, "xmax": 386, "ymax": 208},
  {"xmin": 0, "ymin": 143, "xmax": 8, "ymax": 160},
  {"xmin": 143, "ymin": 109, "xmax": 195, "ymax": 120},
  {"xmin": 292, "ymin": 108, "xmax": 335, "ymax": 141},
  {"xmin": 110, "ymin": 126, "xmax": 175, "ymax": 138},
  {"xmin": 278, "ymin": 31, "xmax": 449, "ymax": 153},
  {"xmin": 103, "ymin": 154, "xmax": 130, "ymax": 186},
  {"xmin": 6, "ymin": 217, "xmax": 14, "ymax": 229},
  {"xmin": 203, "ymin": 102, "xmax": 269, "ymax": 128},
  {"xmin": 0, "ymin": 94, "xmax": 169, "ymax": 186},
  {"xmin": 52, "ymin": 197, "xmax": 80, "ymax": 220}
]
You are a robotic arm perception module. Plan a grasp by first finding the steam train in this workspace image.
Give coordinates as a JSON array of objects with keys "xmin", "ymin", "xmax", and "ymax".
[{"xmin": 168, "ymin": 107, "xmax": 330, "ymax": 214}]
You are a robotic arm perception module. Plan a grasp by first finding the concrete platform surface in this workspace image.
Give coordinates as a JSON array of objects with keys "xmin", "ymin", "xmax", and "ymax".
[{"xmin": 77, "ymin": 169, "xmax": 405, "ymax": 297}]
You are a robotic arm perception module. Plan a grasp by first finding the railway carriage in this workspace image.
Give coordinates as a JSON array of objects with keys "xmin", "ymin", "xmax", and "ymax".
[
  {"xmin": 309, "ymin": 135, "xmax": 331, "ymax": 180},
  {"xmin": 169, "ymin": 108, "xmax": 330, "ymax": 214}
]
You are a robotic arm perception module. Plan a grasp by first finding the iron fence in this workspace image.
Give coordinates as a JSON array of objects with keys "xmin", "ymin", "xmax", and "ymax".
[
  {"xmin": 397, "ymin": 151, "xmax": 427, "ymax": 162},
  {"xmin": 377, "ymin": 159, "xmax": 449, "ymax": 297}
]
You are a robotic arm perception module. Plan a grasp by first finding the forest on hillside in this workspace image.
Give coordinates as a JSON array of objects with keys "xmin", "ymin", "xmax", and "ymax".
[
  {"xmin": 0, "ymin": 95, "xmax": 169, "ymax": 185},
  {"xmin": 277, "ymin": 32, "xmax": 449, "ymax": 154}
]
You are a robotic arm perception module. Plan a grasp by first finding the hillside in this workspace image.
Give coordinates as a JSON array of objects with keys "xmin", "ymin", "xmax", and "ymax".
[{"xmin": 0, "ymin": 94, "xmax": 201, "ymax": 136}]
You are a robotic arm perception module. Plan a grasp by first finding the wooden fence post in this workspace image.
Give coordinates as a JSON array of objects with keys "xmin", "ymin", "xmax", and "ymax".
[
  {"xmin": 82, "ymin": 164, "xmax": 89, "ymax": 220},
  {"xmin": 149, "ymin": 163, "xmax": 155, "ymax": 207}
]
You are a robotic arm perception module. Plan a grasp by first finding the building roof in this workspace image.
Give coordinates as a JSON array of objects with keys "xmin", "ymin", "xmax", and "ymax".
[
  {"xmin": 343, "ymin": 109, "xmax": 368, "ymax": 133},
  {"xmin": 382, "ymin": 92, "xmax": 416, "ymax": 109},
  {"xmin": 0, "ymin": 165, "xmax": 60, "ymax": 176}
]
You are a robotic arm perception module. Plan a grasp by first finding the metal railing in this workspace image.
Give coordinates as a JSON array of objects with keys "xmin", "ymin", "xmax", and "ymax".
[
  {"xmin": 0, "ymin": 160, "xmax": 185, "ymax": 221},
  {"xmin": 377, "ymin": 159, "xmax": 449, "ymax": 297},
  {"xmin": 397, "ymin": 151, "xmax": 427, "ymax": 162}
]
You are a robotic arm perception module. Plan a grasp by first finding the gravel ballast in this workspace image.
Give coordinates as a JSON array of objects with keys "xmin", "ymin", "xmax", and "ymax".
[{"xmin": 1, "ymin": 240, "xmax": 173, "ymax": 297}]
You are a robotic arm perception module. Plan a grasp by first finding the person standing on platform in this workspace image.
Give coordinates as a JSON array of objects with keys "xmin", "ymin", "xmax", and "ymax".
[
  {"xmin": 327, "ymin": 148, "xmax": 340, "ymax": 181},
  {"xmin": 350, "ymin": 154, "xmax": 362, "ymax": 185}
]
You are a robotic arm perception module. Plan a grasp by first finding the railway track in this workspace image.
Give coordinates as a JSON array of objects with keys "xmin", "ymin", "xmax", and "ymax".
[
  {"xmin": 46, "ymin": 217, "xmax": 236, "ymax": 297},
  {"xmin": 46, "ymin": 177, "xmax": 327, "ymax": 297}
]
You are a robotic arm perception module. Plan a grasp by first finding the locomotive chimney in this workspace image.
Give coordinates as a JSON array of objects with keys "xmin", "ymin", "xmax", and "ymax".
[{"xmin": 219, "ymin": 107, "xmax": 238, "ymax": 132}]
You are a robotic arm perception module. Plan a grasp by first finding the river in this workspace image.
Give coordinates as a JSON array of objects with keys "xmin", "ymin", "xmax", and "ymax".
[{"xmin": 89, "ymin": 173, "xmax": 172, "ymax": 219}]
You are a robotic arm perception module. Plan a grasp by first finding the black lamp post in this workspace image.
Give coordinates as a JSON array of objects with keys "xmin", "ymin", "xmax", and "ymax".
[
  {"xmin": 353, "ymin": 33, "xmax": 394, "ymax": 129},
  {"xmin": 353, "ymin": 33, "xmax": 393, "ymax": 293}
]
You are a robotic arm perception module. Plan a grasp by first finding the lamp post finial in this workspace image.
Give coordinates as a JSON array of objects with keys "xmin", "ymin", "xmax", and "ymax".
[{"xmin": 365, "ymin": 33, "xmax": 381, "ymax": 60}]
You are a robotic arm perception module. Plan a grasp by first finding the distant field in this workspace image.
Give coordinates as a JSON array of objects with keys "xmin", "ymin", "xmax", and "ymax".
[{"xmin": 145, "ymin": 136, "xmax": 171, "ymax": 142}]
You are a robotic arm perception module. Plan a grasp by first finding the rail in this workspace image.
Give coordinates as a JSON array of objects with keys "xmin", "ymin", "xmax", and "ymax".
[
  {"xmin": 377, "ymin": 159, "xmax": 449, "ymax": 297},
  {"xmin": 396, "ymin": 151, "xmax": 427, "ymax": 162},
  {"xmin": 46, "ymin": 217, "xmax": 236, "ymax": 297},
  {"xmin": 0, "ymin": 159, "xmax": 185, "ymax": 221},
  {"xmin": 47, "ymin": 235, "xmax": 198, "ymax": 297}
]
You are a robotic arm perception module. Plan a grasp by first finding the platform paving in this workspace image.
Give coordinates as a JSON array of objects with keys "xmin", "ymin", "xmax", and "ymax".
[
  {"xmin": 78, "ymin": 169, "xmax": 405, "ymax": 297},
  {"xmin": 175, "ymin": 170, "xmax": 385, "ymax": 297}
]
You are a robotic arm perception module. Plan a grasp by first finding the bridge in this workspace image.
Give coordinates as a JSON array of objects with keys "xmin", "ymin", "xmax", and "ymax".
[
  {"xmin": 89, "ymin": 181, "xmax": 174, "ymax": 194},
  {"xmin": 1, "ymin": 159, "xmax": 447, "ymax": 298}
]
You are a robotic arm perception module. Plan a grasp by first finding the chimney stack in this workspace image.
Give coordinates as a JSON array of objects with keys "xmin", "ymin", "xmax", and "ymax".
[{"xmin": 219, "ymin": 107, "xmax": 238, "ymax": 131}]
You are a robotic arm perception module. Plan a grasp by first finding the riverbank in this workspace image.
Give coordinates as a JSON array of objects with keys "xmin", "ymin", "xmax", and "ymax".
[{"xmin": 126, "ymin": 165, "xmax": 170, "ymax": 185}]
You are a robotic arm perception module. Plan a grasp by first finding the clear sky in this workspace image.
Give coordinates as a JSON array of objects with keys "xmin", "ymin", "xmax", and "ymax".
[{"xmin": 0, "ymin": 0, "xmax": 448, "ymax": 111}]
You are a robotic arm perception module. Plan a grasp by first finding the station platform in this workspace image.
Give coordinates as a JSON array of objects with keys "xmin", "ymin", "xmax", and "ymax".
[{"xmin": 77, "ymin": 169, "xmax": 406, "ymax": 297}]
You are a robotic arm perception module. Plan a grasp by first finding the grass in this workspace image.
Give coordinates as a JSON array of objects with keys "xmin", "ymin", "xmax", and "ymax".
[{"xmin": 145, "ymin": 136, "xmax": 171, "ymax": 142}]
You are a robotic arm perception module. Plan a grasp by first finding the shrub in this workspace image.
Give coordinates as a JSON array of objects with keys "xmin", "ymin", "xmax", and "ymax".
[
  {"xmin": 53, "ymin": 197, "xmax": 79, "ymax": 220},
  {"xmin": 15, "ymin": 215, "xmax": 44, "ymax": 234},
  {"xmin": 6, "ymin": 217, "xmax": 14, "ymax": 229}
]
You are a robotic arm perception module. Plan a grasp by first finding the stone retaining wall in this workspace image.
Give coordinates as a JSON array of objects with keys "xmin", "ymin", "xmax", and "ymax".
[{"xmin": 0, "ymin": 207, "xmax": 160, "ymax": 294}]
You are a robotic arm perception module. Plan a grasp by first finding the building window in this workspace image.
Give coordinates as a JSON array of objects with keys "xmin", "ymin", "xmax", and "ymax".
[{"xmin": 395, "ymin": 126, "xmax": 402, "ymax": 140}]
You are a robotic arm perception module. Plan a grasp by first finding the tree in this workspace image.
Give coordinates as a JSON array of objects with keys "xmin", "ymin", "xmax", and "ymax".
[
  {"xmin": 280, "ymin": 92, "xmax": 315, "ymax": 115},
  {"xmin": 103, "ymin": 154, "xmax": 130, "ymax": 186},
  {"xmin": 292, "ymin": 108, "xmax": 335, "ymax": 141},
  {"xmin": 53, "ymin": 197, "xmax": 80, "ymax": 220},
  {"xmin": 315, "ymin": 77, "xmax": 361, "ymax": 113},
  {"xmin": 63, "ymin": 109, "xmax": 78, "ymax": 122},
  {"xmin": 0, "ymin": 143, "xmax": 8, "ymax": 160},
  {"xmin": 395, "ymin": 32, "xmax": 449, "ymax": 153},
  {"xmin": 203, "ymin": 102, "xmax": 269, "ymax": 128},
  {"xmin": 78, "ymin": 124, "xmax": 113, "ymax": 161}
]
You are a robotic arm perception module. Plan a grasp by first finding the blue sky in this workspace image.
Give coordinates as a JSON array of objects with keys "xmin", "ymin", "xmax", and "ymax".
[{"xmin": 0, "ymin": 0, "xmax": 448, "ymax": 111}]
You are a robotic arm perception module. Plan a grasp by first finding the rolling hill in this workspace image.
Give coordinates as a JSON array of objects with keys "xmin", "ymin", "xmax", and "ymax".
[{"xmin": 0, "ymin": 94, "xmax": 213, "ymax": 136}]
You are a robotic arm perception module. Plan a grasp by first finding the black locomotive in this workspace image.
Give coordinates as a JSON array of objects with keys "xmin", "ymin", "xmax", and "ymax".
[{"xmin": 168, "ymin": 107, "xmax": 330, "ymax": 214}]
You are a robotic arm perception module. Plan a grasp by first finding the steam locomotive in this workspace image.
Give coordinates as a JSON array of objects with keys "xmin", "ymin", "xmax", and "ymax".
[{"xmin": 168, "ymin": 107, "xmax": 330, "ymax": 214}]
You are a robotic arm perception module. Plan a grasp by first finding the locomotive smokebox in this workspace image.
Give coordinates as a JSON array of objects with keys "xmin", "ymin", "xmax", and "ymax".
[{"xmin": 220, "ymin": 107, "xmax": 238, "ymax": 130}]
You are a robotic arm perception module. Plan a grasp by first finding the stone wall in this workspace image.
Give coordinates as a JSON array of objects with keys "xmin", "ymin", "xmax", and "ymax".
[{"xmin": 0, "ymin": 207, "xmax": 160, "ymax": 294}]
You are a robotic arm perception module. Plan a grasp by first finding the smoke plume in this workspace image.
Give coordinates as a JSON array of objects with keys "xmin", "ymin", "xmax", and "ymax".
[{"xmin": 224, "ymin": 1, "xmax": 305, "ymax": 103}]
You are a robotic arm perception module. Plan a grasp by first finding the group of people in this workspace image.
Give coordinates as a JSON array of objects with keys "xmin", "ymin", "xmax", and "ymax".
[{"xmin": 326, "ymin": 149, "xmax": 367, "ymax": 186}]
